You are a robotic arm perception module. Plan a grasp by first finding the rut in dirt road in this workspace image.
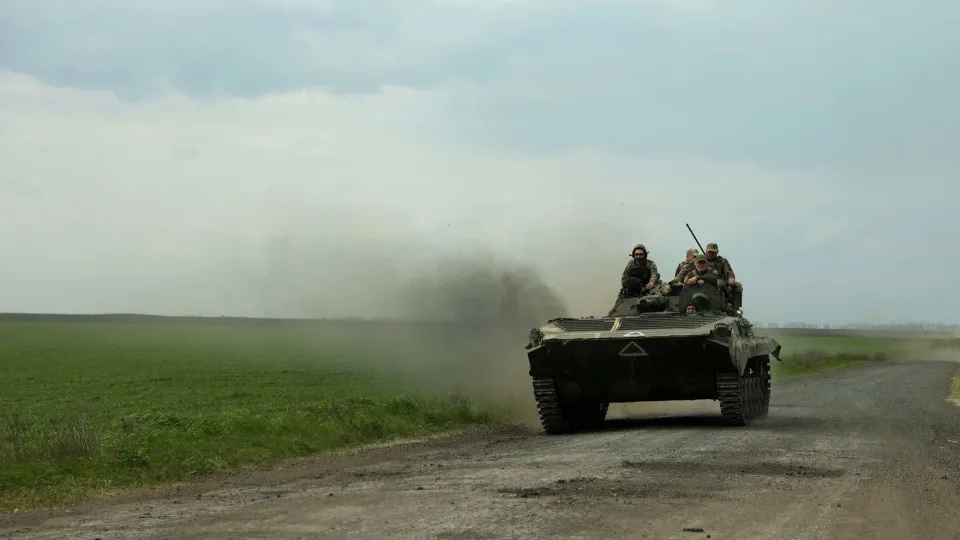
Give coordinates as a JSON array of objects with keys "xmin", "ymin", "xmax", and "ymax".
[{"xmin": 3, "ymin": 360, "xmax": 960, "ymax": 540}]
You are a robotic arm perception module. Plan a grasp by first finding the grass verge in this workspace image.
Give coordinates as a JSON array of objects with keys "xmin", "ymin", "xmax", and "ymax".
[
  {"xmin": 950, "ymin": 370, "xmax": 960, "ymax": 407},
  {"xmin": 0, "ymin": 321, "xmax": 509, "ymax": 513},
  {"xmin": 770, "ymin": 350, "xmax": 889, "ymax": 380},
  {"xmin": 763, "ymin": 330, "xmax": 958, "ymax": 381}
]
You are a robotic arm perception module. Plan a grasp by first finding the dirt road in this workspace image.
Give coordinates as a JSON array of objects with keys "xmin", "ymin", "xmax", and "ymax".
[{"xmin": 4, "ymin": 359, "xmax": 960, "ymax": 539}]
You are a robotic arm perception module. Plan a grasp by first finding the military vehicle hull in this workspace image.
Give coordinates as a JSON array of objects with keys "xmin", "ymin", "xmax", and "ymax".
[{"xmin": 525, "ymin": 286, "xmax": 782, "ymax": 434}]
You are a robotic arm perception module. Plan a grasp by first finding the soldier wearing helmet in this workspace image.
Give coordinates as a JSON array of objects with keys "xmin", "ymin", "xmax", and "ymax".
[
  {"xmin": 704, "ymin": 242, "xmax": 742, "ymax": 310},
  {"xmin": 620, "ymin": 244, "xmax": 661, "ymax": 296}
]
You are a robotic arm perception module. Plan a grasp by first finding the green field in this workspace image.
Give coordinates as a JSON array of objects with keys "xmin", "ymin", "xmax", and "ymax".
[
  {"xmin": 762, "ymin": 328, "xmax": 955, "ymax": 380},
  {"xmin": 0, "ymin": 315, "xmax": 956, "ymax": 513}
]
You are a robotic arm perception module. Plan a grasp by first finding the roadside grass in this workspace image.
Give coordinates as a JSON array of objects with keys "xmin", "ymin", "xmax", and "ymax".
[
  {"xmin": 0, "ymin": 321, "xmax": 509, "ymax": 513},
  {"xmin": 770, "ymin": 350, "xmax": 889, "ymax": 380},
  {"xmin": 951, "ymin": 370, "xmax": 960, "ymax": 407},
  {"xmin": 763, "ymin": 330, "xmax": 959, "ymax": 381}
]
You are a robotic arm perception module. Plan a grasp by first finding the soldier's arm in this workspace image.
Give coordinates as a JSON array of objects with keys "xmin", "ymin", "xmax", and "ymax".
[
  {"xmin": 648, "ymin": 261, "xmax": 660, "ymax": 283},
  {"xmin": 622, "ymin": 277, "xmax": 643, "ymax": 289},
  {"xmin": 698, "ymin": 273, "xmax": 721, "ymax": 286},
  {"xmin": 723, "ymin": 259, "xmax": 735, "ymax": 281},
  {"xmin": 671, "ymin": 263, "xmax": 684, "ymax": 282},
  {"xmin": 622, "ymin": 262, "xmax": 643, "ymax": 288}
]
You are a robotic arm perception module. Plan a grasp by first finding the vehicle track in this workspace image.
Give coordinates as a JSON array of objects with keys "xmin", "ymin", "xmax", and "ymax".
[{"xmin": 3, "ymin": 359, "xmax": 960, "ymax": 539}]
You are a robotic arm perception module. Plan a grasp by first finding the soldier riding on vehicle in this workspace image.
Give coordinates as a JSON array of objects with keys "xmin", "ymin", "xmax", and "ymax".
[
  {"xmin": 704, "ymin": 242, "xmax": 742, "ymax": 311},
  {"xmin": 679, "ymin": 254, "xmax": 738, "ymax": 314},
  {"xmin": 620, "ymin": 243, "xmax": 661, "ymax": 297},
  {"xmin": 669, "ymin": 248, "xmax": 698, "ymax": 292},
  {"xmin": 679, "ymin": 254, "xmax": 720, "ymax": 286},
  {"xmin": 674, "ymin": 248, "xmax": 698, "ymax": 279}
]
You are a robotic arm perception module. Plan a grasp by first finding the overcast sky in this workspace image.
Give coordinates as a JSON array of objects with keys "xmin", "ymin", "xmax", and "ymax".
[{"xmin": 1, "ymin": 0, "xmax": 958, "ymax": 325}]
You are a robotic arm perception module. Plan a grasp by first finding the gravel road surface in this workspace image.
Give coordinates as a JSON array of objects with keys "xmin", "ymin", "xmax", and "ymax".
[{"xmin": 3, "ymin": 359, "xmax": 960, "ymax": 539}]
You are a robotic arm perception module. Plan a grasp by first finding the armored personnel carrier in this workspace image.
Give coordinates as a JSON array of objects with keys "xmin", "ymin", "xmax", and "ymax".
[{"xmin": 524, "ymin": 278, "xmax": 782, "ymax": 434}]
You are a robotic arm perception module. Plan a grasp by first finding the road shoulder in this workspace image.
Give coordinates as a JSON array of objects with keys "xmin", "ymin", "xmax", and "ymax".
[{"xmin": 0, "ymin": 424, "xmax": 532, "ymax": 532}]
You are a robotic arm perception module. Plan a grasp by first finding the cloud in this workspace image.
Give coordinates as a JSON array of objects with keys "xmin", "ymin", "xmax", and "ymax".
[
  {"xmin": 430, "ymin": 0, "xmax": 960, "ymax": 178},
  {"xmin": 4, "ymin": 0, "xmax": 959, "ymax": 178},
  {"xmin": 1, "ymin": 0, "xmax": 957, "ymax": 325},
  {"xmin": 0, "ymin": 0, "xmax": 521, "ymax": 98},
  {"xmin": 2, "ymin": 68, "xmax": 956, "ymax": 325}
]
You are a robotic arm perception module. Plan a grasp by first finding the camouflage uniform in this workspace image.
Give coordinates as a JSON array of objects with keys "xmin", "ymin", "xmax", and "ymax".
[
  {"xmin": 654, "ymin": 281, "xmax": 672, "ymax": 296},
  {"xmin": 671, "ymin": 248, "xmax": 699, "ymax": 284},
  {"xmin": 678, "ymin": 255, "xmax": 728, "ymax": 312},
  {"xmin": 678, "ymin": 255, "xmax": 721, "ymax": 286},
  {"xmin": 704, "ymin": 242, "xmax": 742, "ymax": 310},
  {"xmin": 620, "ymin": 243, "xmax": 661, "ymax": 296}
]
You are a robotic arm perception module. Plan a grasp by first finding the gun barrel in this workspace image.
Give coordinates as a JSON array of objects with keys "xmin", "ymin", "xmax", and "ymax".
[{"xmin": 685, "ymin": 223, "xmax": 706, "ymax": 254}]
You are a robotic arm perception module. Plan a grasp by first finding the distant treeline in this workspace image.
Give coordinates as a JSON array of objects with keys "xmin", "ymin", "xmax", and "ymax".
[
  {"xmin": 761, "ymin": 322, "xmax": 959, "ymax": 332},
  {"xmin": 759, "ymin": 327, "xmax": 957, "ymax": 339},
  {"xmin": 0, "ymin": 313, "xmax": 415, "ymax": 327},
  {"xmin": 0, "ymin": 313, "xmax": 956, "ymax": 339}
]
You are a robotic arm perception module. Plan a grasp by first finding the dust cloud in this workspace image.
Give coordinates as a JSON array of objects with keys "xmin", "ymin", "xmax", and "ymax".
[
  {"xmin": 891, "ymin": 336, "xmax": 960, "ymax": 365},
  {"xmin": 606, "ymin": 401, "xmax": 719, "ymax": 420},
  {"xmin": 887, "ymin": 336, "xmax": 960, "ymax": 408},
  {"xmin": 393, "ymin": 255, "xmax": 571, "ymax": 426},
  {"xmin": 244, "ymin": 237, "xmax": 582, "ymax": 426}
]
